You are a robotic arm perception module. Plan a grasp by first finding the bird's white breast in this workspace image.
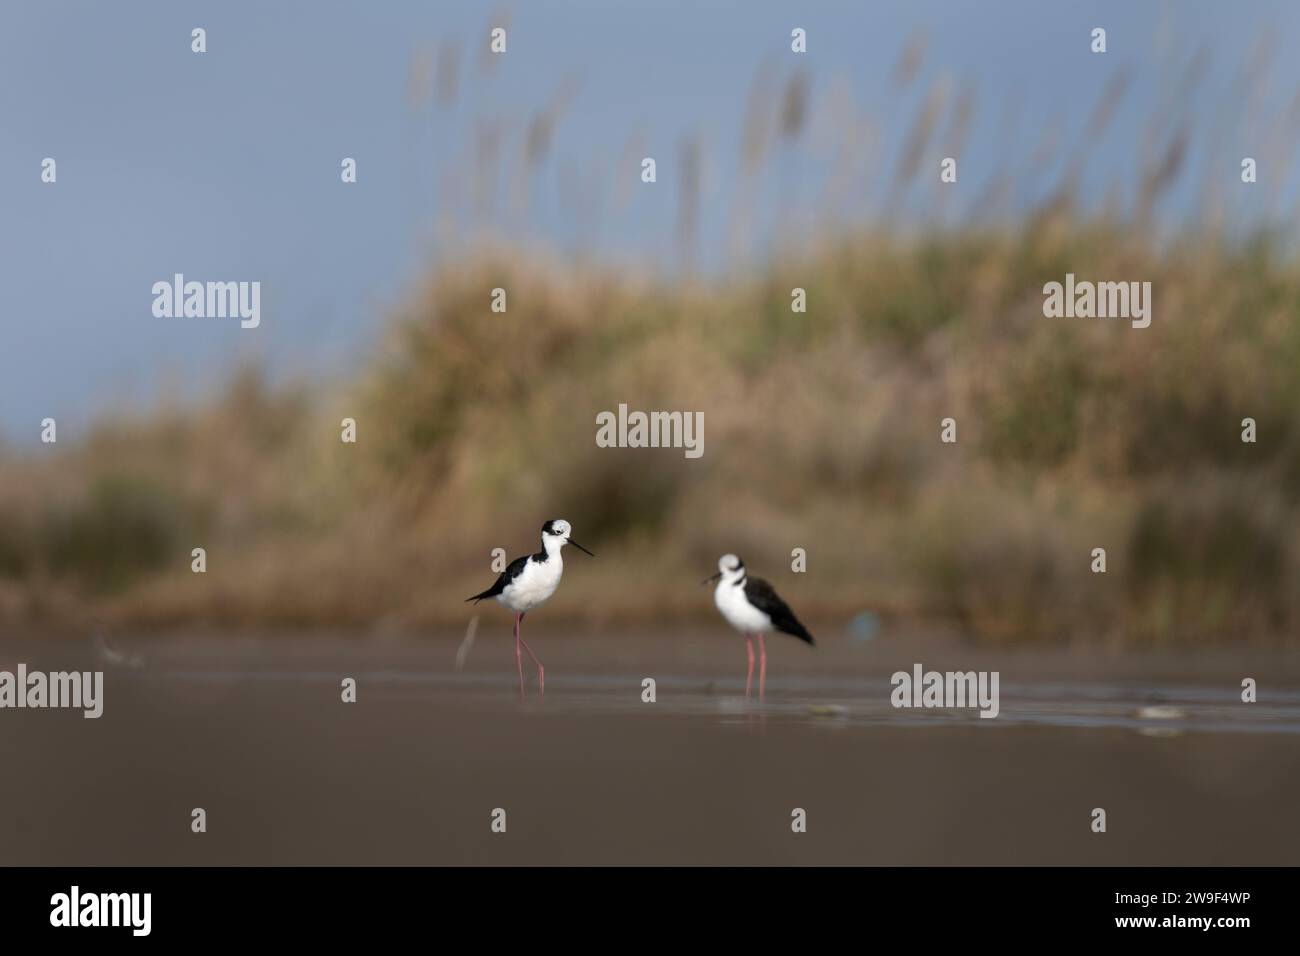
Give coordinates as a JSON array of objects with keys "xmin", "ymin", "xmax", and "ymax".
[
  {"xmin": 714, "ymin": 578, "xmax": 772, "ymax": 633},
  {"xmin": 498, "ymin": 555, "xmax": 564, "ymax": 612}
]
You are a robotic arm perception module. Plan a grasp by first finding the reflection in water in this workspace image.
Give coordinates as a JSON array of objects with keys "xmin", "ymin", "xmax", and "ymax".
[{"xmin": 130, "ymin": 669, "xmax": 1300, "ymax": 736}]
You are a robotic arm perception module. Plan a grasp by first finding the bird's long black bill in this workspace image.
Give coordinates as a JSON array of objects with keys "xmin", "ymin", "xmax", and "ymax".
[
  {"xmin": 570, "ymin": 539, "xmax": 595, "ymax": 556},
  {"xmin": 701, "ymin": 571, "xmax": 722, "ymax": 585}
]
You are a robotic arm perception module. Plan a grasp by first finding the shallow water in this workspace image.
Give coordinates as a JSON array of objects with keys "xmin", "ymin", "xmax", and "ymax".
[
  {"xmin": 7, "ymin": 632, "xmax": 1300, "ymax": 865},
  {"xmin": 112, "ymin": 666, "xmax": 1300, "ymax": 735}
]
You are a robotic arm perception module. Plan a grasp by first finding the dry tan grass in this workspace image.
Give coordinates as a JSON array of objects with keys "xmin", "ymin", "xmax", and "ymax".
[{"xmin": 2, "ymin": 219, "xmax": 1299, "ymax": 645}]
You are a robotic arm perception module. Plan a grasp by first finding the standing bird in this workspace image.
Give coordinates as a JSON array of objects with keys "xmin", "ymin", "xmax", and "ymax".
[
  {"xmin": 465, "ymin": 519, "xmax": 594, "ymax": 699},
  {"xmin": 705, "ymin": 554, "xmax": 814, "ymax": 701}
]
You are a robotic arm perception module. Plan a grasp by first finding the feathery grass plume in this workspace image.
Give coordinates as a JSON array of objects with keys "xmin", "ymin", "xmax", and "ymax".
[
  {"xmin": 887, "ymin": 78, "xmax": 948, "ymax": 216},
  {"xmin": 1047, "ymin": 67, "xmax": 1131, "ymax": 212},
  {"xmin": 739, "ymin": 56, "xmax": 777, "ymax": 176},
  {"xmin": 406, "ymin": 47, "xmax": 433, "ymax": 110},
  {"xmin": 526, "ymin": 77, "xmax": 580, "ymax": 172},
  {"xmin": 479, "ymin": 8, "xmax": 512, "ymax": 72},
  {"xmin": 677, "ymin": 134, "xmax": 702, "ymax": 257},
  {"xmin": 436, "ymin": 41, "xmax": 461, "ymax": 107},
  {"xmin": 779, "ymin": 70, "xmax": 809, "ymax": 142},
  {"xmin": 944, "ymin": 83, "xmax": 976, "ymax": 162},
  {"xmin": 1082, "ymin": 68, "xmax": 1131, "ymax": 146},
  {"xmin": 613, "ymin": 131, "xmax": 646, "ymax": 212},
  {"xmin": 816, "ymin": 76, "xmax": 873, "ymax": 226},
  {"xmin": 1136, "ymin": 124, "xmax": 1189, "ymax": 223},
  {"xmin": 891, "ymin": 30, "xmax": 928, "ymax": 90}
]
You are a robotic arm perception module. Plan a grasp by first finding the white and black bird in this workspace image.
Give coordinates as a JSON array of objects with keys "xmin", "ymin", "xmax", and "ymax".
[
  {"xmin": 465, "ymin": 519, "xmax": 594, "ymax": 698},
  {"xmin": 705, "ymin": 554, "xmax": 814, "ymax": 701}
]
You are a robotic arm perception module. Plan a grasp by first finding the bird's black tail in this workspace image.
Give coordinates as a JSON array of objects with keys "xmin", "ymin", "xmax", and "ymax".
[{"xmin": 777, "ymin": 615, "xmax": 815, "ymax": 646}]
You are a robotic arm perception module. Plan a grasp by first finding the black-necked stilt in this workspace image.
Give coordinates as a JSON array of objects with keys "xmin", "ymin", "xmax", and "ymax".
[
  {"xmin": 465, "ymin": 519, "xmax": 594, "ymax": 699},
  {"xmin": 705, "ymin": 554, "xmax": 814, "ymax": 701}
]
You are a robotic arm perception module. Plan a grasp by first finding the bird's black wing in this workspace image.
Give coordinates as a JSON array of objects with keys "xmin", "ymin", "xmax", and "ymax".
[
  {"xmin": 744, "ymin": 576, "xmax": 815, "ymax": 645},
  {"xmin": 465, "ymin": 554, "xmax": 532, "ymax": 603}
]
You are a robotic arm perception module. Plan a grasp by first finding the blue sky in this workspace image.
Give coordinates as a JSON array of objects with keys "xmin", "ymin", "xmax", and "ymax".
[{"xmin": 3, "ymin": 1, "xmax": 1299, "ymax": 440}]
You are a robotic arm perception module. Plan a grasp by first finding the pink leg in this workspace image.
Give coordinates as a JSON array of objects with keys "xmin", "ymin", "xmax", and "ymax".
[
  {"xmin": 513, "ymin": 613, "xmax": 525, "ymax": 700},
  {"xmin": 745, "ymin": 636, "xmax": 755, "ymax": 699},
  {"xmin": 518, "ymin": 635, "xmax": 544, "ymax": 698},
  {"xmin": 758, "ymin": 633, "xmax": 767, "ymax": 703}
]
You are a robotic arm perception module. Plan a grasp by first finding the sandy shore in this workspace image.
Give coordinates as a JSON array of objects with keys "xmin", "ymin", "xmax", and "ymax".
[{"xmin": 3, "ymin": 628, "xmax": 1298, "ymax": 865}]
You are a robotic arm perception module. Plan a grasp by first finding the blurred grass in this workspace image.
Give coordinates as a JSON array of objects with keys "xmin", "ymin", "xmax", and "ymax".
[{"xmin": 2, "ymin": 219, "xmax": 1300, "ymax": 645}]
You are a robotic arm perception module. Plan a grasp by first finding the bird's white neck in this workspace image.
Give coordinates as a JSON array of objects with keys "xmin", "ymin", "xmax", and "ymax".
[
  {"xmin": 716, "ymin": 568, "xmax": 745, "ymax": 593},
  {"xmin": 541, "ymin": 535, "xmax": 565, "ymax": 560}
]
